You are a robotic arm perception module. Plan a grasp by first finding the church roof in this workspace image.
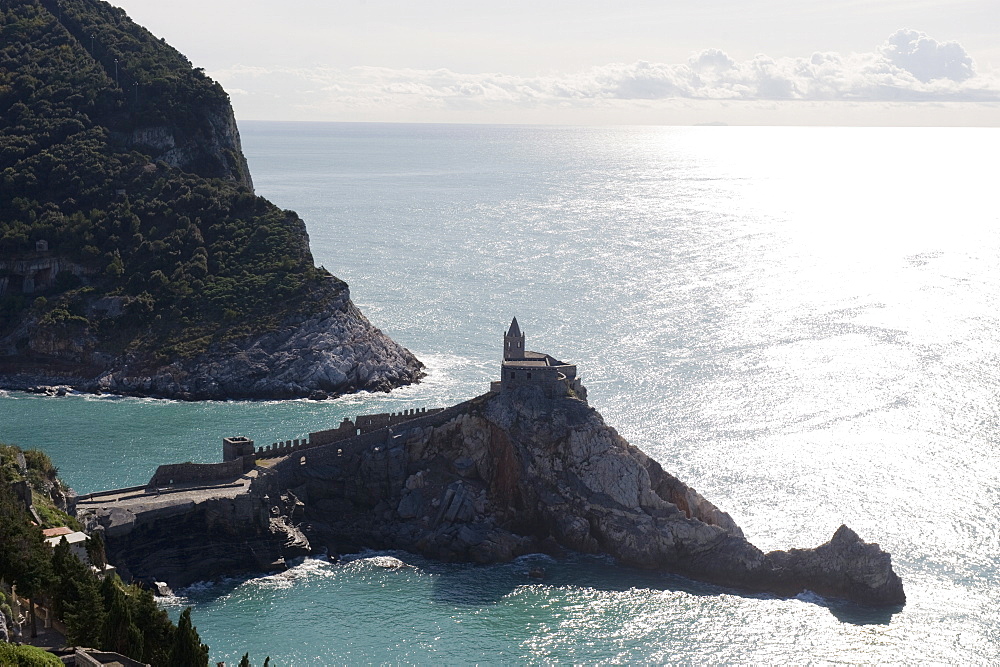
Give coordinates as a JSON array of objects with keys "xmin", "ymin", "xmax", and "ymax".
[{"xmin": 507, "ymin": 317, "xmax": 522, "ymax": 338}]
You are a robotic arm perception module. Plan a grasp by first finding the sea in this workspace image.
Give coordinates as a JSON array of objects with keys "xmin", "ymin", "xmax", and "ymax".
[{"xmin": 1, "ymin": 123, "xmax": 998, "ymax": 664}]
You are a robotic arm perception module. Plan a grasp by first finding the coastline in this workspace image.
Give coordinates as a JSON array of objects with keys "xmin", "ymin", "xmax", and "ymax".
[
  {"xmin": 0, "ymin": 288, "xmax": 425, "ymax": 402},
  {"xmin": 76, "ymin": 376, "xmax": 905, "ymax": 607}
]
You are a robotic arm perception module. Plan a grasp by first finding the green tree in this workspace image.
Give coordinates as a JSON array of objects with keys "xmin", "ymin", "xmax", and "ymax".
[
  {"xmin": 98, "ymin": 578, "xmax": 142, "ymax": 659},
  {"xmin": 45, "ymin": 535, "xmax": 105, "ymax": 648},
  {"xmin": 48, "ymin": 537, "xmax": 79, "ymax": 619},
  {"xmin": 128, "ymin": 587, "xmax": 174, "ymax": 666},
  {"xmin": 62, "ymin": 577, "xmax": 105, "ymax": 648},
  {"xmin": 0, "ymin": 484, "xmax": 52, "ymax": 637},
  {"xmin": 238, "ymin": 652, "xmax": 251, "ymax": 667},
  {"xmin": 85, "ymin": 533, "xmax": 107, "ymax": 569},
  {"xmin": 168, "ymin": 608, "xmax": 209, "ymax": 667}
]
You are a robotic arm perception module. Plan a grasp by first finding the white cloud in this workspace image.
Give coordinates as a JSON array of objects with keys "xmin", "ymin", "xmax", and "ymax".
[
  {"xmin": 213, "ymin": 30, "xmax": 1000, "ymax": 123},
  {"xmin": 879, "ymin": 29, "xmax": 975, "ymax": 83}
]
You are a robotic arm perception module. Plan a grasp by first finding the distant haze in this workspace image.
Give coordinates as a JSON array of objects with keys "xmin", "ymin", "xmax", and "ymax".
[{"xmin": 112, "ymin": 1, "xmax": 999, "ymax": 126}]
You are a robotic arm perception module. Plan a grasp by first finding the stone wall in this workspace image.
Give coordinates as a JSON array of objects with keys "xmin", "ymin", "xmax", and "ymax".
[
  {"xmin": 147, "ymin": 459, "xmax": 245, "ymax": 487},
  {"xmin": 0, "ymin": 255, "xmax": 91, "ymax": 296},
  {"xmin": 269, "ymin": 397, "xmax": 482, "ymax": 488},
  {"xmin": 255, "ymin": 437, "xmax": 312, "ymax": 459},
  {"xmin": 257, "ymin": 407, "xmax": 445, "ymax": 459},
  {"xmin": 355, "ymin": 408, "xmax": 444, "ymax": 434}
]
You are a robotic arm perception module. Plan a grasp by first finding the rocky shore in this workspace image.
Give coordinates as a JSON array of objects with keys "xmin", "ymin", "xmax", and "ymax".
[
  {"xmin": 0, "ymin": 283, "xmax": 423, "ymax": 401},
  {"xmin": 282, "ymin": 384, "xmax": 905, "ymax": 606},
  {"xmin": 82, "ymin": 381, "xmax": 905, "ymax": 607}
]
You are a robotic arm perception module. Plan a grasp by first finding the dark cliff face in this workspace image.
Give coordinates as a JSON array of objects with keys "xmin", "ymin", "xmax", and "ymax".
[
  {"xmin": 0, "ymin": 0, "xmax": 423, "ymax": 398},
  {"xmin": 81, "ymin": 474, "xmax": 310, "ymax": 588}
]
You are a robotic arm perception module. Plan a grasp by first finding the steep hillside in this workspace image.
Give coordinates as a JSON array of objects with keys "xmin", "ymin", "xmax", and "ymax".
[{"xmin": 0, "ymin": 0, "xmax": 422, "ymax": 398}]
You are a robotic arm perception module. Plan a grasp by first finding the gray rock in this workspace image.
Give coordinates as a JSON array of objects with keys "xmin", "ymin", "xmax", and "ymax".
[
  {"xmin": 85, "ymin": 380, "xmax": 904, "ymax": 606},
  {"xmin": 277, "ymin": 383, "xmax": 904, "ymax": 606},
  {"xmin": 1, "ymin": 282, "xmax": 423, "ymax": 400}
]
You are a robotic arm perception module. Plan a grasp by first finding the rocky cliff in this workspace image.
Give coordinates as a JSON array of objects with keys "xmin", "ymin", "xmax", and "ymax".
[
  {"xmin": 275, "ymin": 385, "xmax": 905, "ymax": 606},
  {"xmin": 75, "ymin": 382, "xmax": 904, "ymax": 605},
  {"xmin": 0, "ymin": 0, "xmax": 423, "ymax": 399},
  {"xmin": 1, "ymin": 278, "xmax": 422, "ymax": 400},
  {"xmin": 77, "ymin": 471, "xmax": 309, "ymax": 588}
]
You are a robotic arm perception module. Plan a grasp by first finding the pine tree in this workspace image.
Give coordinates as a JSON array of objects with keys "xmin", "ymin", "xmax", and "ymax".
[
  {"xmin": 63, "ymin": 573, "xmax": 104, "ymax": 648},
  {"xmin": 49, "ymin": 537, "xmax": 93, "ymax": 618},
  {"xmin": 128, "ymin": 586, "xmax": 174, "ymax": 666},
  {"xmin": 85, "ymin": 533, "xmax": 107, "ymax": 569},
  {"xmin": 99, "ymin": 579, "xmax": 143, "ymax": 659},
  {"xmin": 238, "ymin": 652, "xmax": 251, "ymax": 667},
  {"xmin": 168, "ymin": 607, "xmax": 209, "ymax": 667}
]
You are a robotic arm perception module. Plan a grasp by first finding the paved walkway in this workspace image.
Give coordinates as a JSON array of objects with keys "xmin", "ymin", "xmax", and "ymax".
[{"xmin": 77, "ymin": 469, "xmax": 260, "ymax": 512}]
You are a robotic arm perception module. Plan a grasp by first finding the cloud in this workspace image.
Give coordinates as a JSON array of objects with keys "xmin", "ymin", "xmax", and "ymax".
[
  {"xmin": 879, "ymin": 29, "xmax": 975, "ymax": 83},
  {"xmin": 214, "ymin": 30, "xmax": 999, "ymax": 119}
]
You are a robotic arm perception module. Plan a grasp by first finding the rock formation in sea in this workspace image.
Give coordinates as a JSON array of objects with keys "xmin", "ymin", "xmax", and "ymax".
[
  {"xmin": 80, "ymin": 374, "xmax": 905, "ymax": 606},
  {"xmin": 284, "ymin": 384, "xmax": 906, "ymax": 606}
]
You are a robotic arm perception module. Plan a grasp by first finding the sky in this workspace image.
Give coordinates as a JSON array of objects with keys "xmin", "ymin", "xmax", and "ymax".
[{"xmin": 111, "ymin": 0, "xmax": 1000, "ymax": 126}]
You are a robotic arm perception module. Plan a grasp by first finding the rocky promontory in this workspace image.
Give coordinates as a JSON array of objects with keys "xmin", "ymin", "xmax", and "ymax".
[
  {"xmin": 91, "ymin": 285, "xmax": 422, "ymax": 400},
  {"xmin": 281, "ymin": 384, "xmax": 905, "ymax": 606},
  {"xmin": 0, "ymin": 279, "xmax": 422, "ymax": 401},
  {"xmin": 84, "ymin": 378, "xmax": 905, "ymax": 606}
]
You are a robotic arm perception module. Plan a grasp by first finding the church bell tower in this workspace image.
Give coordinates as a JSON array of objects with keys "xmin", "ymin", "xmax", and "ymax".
[{"xmin": 504, "ymin": 317, "xmax": 526, "ymax": 361}]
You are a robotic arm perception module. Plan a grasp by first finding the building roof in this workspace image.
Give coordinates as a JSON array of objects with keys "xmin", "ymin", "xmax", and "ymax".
[
  {"xmin": 507, "ymin": 317, "xmax": 522, "ymax": 338},
  {"xmin": 44, "ymin": 531, "xmax": 88, "ymax": 548},
  {"xmin": 42, "ymin": 526, "xmax": 74, "ymax": 537},
  {"xmin": 503, "ymin": 359, "xmax": 550, "ymax": 368}
]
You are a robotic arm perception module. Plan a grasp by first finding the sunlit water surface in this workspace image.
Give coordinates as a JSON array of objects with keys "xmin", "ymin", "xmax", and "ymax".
[{"xmin": 2, "ymin": 124, "xmax": 998, "ymax": 663}]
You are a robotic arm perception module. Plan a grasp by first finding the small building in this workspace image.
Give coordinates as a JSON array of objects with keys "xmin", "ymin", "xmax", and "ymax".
[
  {"xmin": 493, "ymin": 317, "xmax": 586, "ymax": 398},
  {"xmin": 43, "ymin": 527, "xmax": 89, "ymax": 562}
]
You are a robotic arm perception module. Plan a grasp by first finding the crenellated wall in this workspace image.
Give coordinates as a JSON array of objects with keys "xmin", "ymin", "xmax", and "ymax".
[
  {"xmin": 268, "ymin": 397, "xmax": 482, "ymax": 488},
  {"xmin": 255, "ymin": 407, "xmax": 445, "ymax": 459}
]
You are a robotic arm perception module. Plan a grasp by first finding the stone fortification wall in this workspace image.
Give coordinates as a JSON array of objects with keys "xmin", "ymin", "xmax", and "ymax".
[
  {"xmin": 355, "ymin": 408, "xmax": 444, "ymax": 433},
  {"xmin": 257, "ymin": 407, "xmax": 445, "ymax": 459},
  {"xmin": 148, "ymin": 460, "xmax": 245, "ymax": 487},
  {"xmin": 269, "ymin": 397, "xmax": 481, "ymax": 487},
  {"xmin": 256, "ymin": 437, "xmax": 311, "ymax": 459}
]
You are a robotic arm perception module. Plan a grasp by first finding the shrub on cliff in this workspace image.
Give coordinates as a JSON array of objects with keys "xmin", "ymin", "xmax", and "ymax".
[
  {"xmin": 0, "ymin": 479, "xmax": 52, "ymax": 602},
  {"xmin": 0, "ymin": 643, "xmax": 62, "ymax": 666}
]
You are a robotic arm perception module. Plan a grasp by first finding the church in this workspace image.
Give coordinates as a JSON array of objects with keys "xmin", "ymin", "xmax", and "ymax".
[{"xmin": 492, "ymin": 317, "xmax": 586, "ymax": 399}]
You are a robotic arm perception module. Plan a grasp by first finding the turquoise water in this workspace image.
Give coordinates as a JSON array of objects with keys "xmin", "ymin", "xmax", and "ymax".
[{"xmin": 2, "ymin": 124, "xmax": 999, "ymax": 663}]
